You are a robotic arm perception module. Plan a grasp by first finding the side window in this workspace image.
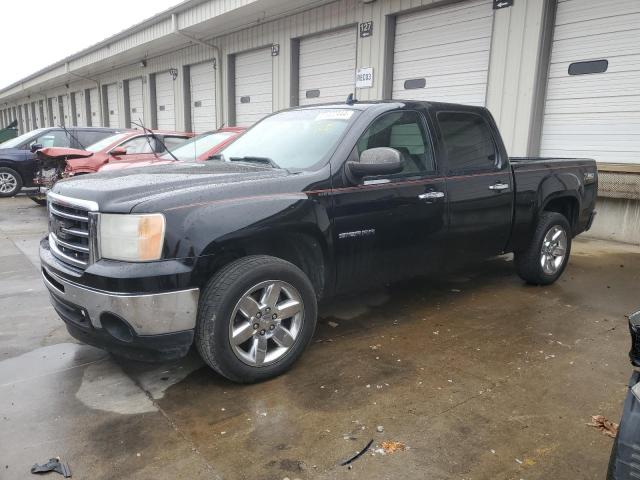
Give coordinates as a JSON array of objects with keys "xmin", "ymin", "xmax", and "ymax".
[
  {"xmin": 357, "ymin": 111, "xmax": 435, "ymax": 176},
  {"xmin": 33, "ymin": 130, "xmax": 70, "ymax": 148},
  {"xmin": 119, "ymin": 136, "xmax": 154, "ymax": 154},
  {"xmin": 160, "ymin": 136, "xmax": 188, "ymax": 152},
  {"xmin": 75, "ymin": 131, "xmax": 113, "ymax": 149},
  {"xmin": 437, "ymin": 112, "xmax": 498, "ymax": 173}
]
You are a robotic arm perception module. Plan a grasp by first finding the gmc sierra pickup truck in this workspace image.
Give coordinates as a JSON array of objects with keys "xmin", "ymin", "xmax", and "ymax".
[{"xmin": 39, "ymin": 101, "xmax": 597, "ymax": 383}]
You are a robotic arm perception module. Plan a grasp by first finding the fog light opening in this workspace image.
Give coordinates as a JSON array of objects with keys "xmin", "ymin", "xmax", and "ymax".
[{"xmin": 100, "ymin": 312, "xmax": 135, "ymax": 343}]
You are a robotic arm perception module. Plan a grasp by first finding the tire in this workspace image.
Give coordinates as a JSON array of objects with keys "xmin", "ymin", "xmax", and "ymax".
[
  {"xmin": 515, "ymin": 212, "xmax": 572, "ymax": 285},
  {"xmin": 195, "ymin": 255, "xmax": 318, "ymax": 383},
  {"xmin": 29, "ymin": 196, "xmax": 47, "ymax": 206},
  {"xmin": 0, "ymin": 167, "xmax": 23, "ymax": 197}
]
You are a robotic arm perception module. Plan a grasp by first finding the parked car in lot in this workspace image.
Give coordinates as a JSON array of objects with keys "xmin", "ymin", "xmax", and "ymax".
[
  {"xmin": 30, "ymin": 130, "xmax": 194, "ymax": 204},
  {"xmin": 39, "ymin": 100, "xmax": 597, "ymax": 383},
  {"xmin": 98, "ymin": 127, "xmax": 245, "ymax": 172},
  {"xmin": 607, "ymin": 310, "xmax": 640, "ymax": 479},
  {"xmin": 0, "ymin": 127, "xmax": 120, "ymax": 197}
]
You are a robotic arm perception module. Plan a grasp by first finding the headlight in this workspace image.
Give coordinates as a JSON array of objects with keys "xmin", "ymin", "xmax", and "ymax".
[{"xmin": 99, "ymin": 213, "xmax": 165, "ymax": 262}]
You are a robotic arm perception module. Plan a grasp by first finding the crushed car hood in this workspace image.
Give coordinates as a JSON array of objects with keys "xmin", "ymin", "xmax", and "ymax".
[
  {"xmin": 51, "ymin": 161, "xmax": 292, "ymax": 213},
  {"xmin": 37, "ymin": 147, "xmax": 94, "ymax": 160}
]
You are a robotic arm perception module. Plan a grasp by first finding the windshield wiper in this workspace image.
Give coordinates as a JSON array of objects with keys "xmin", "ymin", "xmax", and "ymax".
[{"xmin": 229, "ymin": 156, "xmax": 279, "ymax": 168}]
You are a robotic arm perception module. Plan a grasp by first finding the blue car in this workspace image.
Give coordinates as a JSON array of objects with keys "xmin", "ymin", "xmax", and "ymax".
[
  {"xmin": 607, "ymin": 311, "xmax": 640, "ymax": 478},
  {"xmin": 0, "ymin": 127, "xmax": 121, "ymax": 197}
]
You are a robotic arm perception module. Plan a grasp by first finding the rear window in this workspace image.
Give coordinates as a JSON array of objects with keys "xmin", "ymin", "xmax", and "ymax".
[{"xmin": 437, "ymin": 112, "xmax": 498, "ymax": 173}]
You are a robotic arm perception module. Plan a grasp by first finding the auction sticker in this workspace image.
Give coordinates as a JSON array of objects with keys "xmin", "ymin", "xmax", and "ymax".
[{"xmin": 316, "ymin": 110, "xmax": 354, "ymax": 121}]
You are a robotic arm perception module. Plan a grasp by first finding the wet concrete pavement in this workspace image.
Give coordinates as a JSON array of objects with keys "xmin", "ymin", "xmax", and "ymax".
[{"xmin": 1, "ymin": 195, "xmax": 638, "ymax": 479}]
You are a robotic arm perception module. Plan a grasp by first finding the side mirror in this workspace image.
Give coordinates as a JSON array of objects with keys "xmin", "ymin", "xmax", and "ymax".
[
  {"xmin": 110, "ymin": 146, "xmax": 127, "ymax": 157},
  {"xmin": 346, "ymin": 147, "xmax": 403, "ymax": 180},
  {"xmin": 30, "ymin": 143, "xmax": 43, "ymax": 153}
]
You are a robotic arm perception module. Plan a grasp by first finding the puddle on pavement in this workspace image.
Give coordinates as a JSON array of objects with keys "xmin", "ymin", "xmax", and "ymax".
[{"xmin": 0, "ymin": 342, "xmax": 106, "ymax": 388}]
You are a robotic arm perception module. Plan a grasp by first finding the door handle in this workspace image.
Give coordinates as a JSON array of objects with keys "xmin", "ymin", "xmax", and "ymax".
[
  {"xmin": 488, "ymin": 183, "xmax": 509, "ymax": 191},
  {"xmin": 418, "ymin": 191, "xmax": 445, "ymax": 200}
]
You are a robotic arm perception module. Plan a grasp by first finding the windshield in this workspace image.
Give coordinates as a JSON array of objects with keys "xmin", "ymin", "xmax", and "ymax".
[
  {"xmin": 220, "ymin": 108, "xmax": 357, "ymax": 169},
  {"xmin": 162, "ymin": 131, "xmax": 235, "ymax": 161},
  {"xmin": 0, "ymin": 128, "xmax": 45, "ymax": 149},
  {"xmin": 86, "ymin": 133, "xmax": 129, "ymax": 152}
]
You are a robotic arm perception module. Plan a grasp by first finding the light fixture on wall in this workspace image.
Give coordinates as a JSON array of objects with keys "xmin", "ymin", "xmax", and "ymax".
[
  {"xmin": 169, "ymin": 68, "xmax": 178, "ymax": 80},
  {"xmin": 139, "ymin": 60, "xmax": 147, "ymax": 68}
]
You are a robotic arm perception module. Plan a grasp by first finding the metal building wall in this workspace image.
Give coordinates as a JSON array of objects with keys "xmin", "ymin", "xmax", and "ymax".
[{"xmin": 0, "ymin": 0, "xmax": 549, "ymax": 154}]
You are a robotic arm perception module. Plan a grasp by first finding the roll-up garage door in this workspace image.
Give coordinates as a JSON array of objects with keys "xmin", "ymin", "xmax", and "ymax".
[
  {"xmin": 23, "ymin": 104, "xmax": 31, "ymax": 131},
  {"xmin": 31, "ymin": 102, "xmax": 39, "ymax": 129},
  {"xmin": 190, "ymin": 62, "xmax": 216, "ymax": 133},
  {"xmin": 61, "ymin": 95, "xmax": 70, "ymax": 126},
  {"xmin": 128, "ymin": 78, "xmax": 144, "ymax": 127},
  {"xmin": 540, "ymin": 0, "xmax": 640, "ymax": 164},
  {"xmin": 234, "ymin": 48, "xmax": 272, "ymax": 127},
  {"xmin": 155, "ymin": 72, "xmax": 176, "ymax": 130},
  {"xmin": 392, "ymin": 0, "xmax": 493, "ymax": 106},
  {"xmin": 298, "ymin": 27, "xmax": 357, "ymax": 105},
  {"xmin": 106, "ymin": 84, "xmax": 119, "ymax": 128},
  {"xmin": 89, "ymin": 88, "xmax": 101, "ymax": 127},
  {"xmin": 72, "ymin": 91, "xmax": 85, "ymax": 126}
]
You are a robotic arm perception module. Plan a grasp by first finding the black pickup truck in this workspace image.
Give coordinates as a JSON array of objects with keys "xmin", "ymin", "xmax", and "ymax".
[{"xmin": 39, "ymin": 101, "xmax": 597, "ymax": 383}]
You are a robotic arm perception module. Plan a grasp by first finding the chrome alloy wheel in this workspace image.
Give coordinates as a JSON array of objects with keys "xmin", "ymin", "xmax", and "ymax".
[
  {"xmin": 540, "ymin": 225, "xmax": 568, "ymax": 275},
  {"xmin": 228, "ymin": 280, "xmax": 304, "ymax": 366},
  {"xmin": 0, "ymin": 172, "xmax": 17, "ymax": 194}
]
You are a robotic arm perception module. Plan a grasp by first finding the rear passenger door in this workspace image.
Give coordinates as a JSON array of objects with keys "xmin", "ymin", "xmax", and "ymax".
[{"xmin": 437, "ymin": 111, "xmax": 513, "ymax": 260}]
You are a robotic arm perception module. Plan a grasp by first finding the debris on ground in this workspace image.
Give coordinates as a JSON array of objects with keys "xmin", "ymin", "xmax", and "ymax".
[
  {"xmin": 327, "ymin": 321, "xmax": 339, "ymax": 328},
  {"xmin": 587, "ymin": 415, "xmax": 619, "ymax": 438},
  {"xmin": 380, "ymin": 441, "xmax": 407, "ymax": 454},
  {"xmin": 31, "ymin": 457, "xmax": 72, "ymax": 478},
  {"xmin": 376, "ymin": 425, "xmax": 384, "ymax": 433},
  {"xmin": 340, "ymin": 439, "xmax": 374, "ymax": 466}
]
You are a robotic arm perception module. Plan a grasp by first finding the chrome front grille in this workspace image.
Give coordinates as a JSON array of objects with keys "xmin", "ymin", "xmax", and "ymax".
[{"xmin": 48, "ymin": 192, "xmax": 99, "ymax": 270}]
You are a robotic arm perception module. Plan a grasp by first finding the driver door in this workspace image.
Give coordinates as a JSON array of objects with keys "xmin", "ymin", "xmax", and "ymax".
[{"xmin": 331, "ymin": 110, "xmax": 448, "ymax": 293}]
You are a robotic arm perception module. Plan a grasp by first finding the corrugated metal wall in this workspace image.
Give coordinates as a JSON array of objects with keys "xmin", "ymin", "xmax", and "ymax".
[{"xmin": 1, "ymin": 0, "xmax": 547, "ymax": 153}]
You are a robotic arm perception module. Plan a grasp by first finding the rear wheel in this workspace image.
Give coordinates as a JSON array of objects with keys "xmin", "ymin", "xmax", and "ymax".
[
  {"xmin": 0, "ymin": 167, "xmax": 22, "ymax": 197},
  {"xmin": 515, "ymin": 212, "xmax": 572, "ymax": 285},
  {"xmin": 195, "ymin": 255, "xmax": 317, "ymax": 383}
]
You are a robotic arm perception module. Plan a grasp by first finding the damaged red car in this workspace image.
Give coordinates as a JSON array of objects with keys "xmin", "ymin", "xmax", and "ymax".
[
  {"xmin": 98, "ymin": 127, "xmax": 245, "ymax": 172},
  {"xmin": 31, "ymin": 130, "xmax": 193, "ymax": 204}
]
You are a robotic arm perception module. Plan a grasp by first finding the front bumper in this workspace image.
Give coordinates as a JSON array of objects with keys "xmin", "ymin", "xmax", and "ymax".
[
  {"xmin": 607, "ymin": 371, "xmax": 640, "ymax": 479},
  {"xmin": 40, "ymin": 245, "xmax": 200, "ymax": 361}
]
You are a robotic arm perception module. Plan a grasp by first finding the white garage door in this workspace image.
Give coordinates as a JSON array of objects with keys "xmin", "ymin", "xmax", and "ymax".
[
  {"xmin": 235, "ymin": 48, "xmax": 272, "ymax": 127},
  {"xmin": 190, "ymin": 62, "xmax": 217, "ymax": 133},
  {"xmin": 22, "ymin": 103, "xmax": 33, "ymax": 132},
  {"xmin": 61, "ymin": 95, "xmax": 71, "ymax": 126},
  {"xmin": 73, "ymin": 92, "xmax": 86, "ymax": 126},
  {"xmin": 105, "ymin": 84, "xmax": 119, "ymax": 128},
  {"xmin": 392, "ymin": 0, "xmax": 493, "ymax": 106},
  {"xmin": 155, "ymin": 72, "xmax": 176, "ymax": 130},
  {"xmin": 298, "ymin": 27, "xmax": 357, "ymax": 106},
  {"xmin": 89, "ymin": 88, "xmax": 101, "ymax": 127},
  {"xmin": 128, "ymin": 78, "xmax": 144, "ymax": 128},
  {"xmin": 540, "ymin": 0, "xmax": 640, "ymax": 164}
]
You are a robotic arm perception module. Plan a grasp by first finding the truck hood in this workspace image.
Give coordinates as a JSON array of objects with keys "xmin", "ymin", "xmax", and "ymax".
[{"xmin": 51, "ymin": 161, "xmax": 291, "ymax": 213}]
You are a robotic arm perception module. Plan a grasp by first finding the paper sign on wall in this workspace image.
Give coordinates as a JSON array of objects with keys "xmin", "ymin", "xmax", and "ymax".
[{"xmin": 355, "ymin": 67, "xmax": 373, "ymax": 88}]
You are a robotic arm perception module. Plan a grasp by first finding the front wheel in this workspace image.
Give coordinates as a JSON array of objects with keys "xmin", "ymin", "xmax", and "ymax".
[
  {"xmin": 0, "ymin": 167, "xmax": 23, "ymax": 197},
  {"xmin": 515, "ymin": 212, "xmax": 572, "ymax": 285},
  {"xmin": 195, "ymin": 255, "xmax": 317, "ymax": 383}
]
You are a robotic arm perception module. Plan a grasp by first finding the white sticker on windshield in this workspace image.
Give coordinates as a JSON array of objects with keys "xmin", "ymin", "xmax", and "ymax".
[{"xmin": 315, "ymin": 110, "xmax": 354, "ymax": 121}]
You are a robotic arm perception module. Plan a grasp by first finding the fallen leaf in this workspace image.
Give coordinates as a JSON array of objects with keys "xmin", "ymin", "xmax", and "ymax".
[
  {"xmin": 587, "ymin": 415, "xmax": 619, "ymax": 438},
  {"xmin": 381, "ymin": 441, "xmax": 407, "ymax": 454}
]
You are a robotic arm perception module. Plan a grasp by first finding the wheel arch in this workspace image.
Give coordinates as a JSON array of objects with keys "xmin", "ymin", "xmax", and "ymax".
[
  {"xmin": 194, "ymin": 227, "xmax": 331, "ymax": 300},
  {"xmin": 541, "ymin": 193, "xmax": 581, "ymax": 234}
]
